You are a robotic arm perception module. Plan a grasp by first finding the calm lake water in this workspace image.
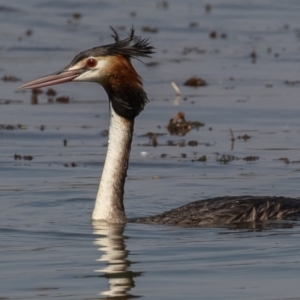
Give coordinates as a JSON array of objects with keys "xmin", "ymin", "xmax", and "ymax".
[{"xmin": 1, "ymin": 0, "xmax": 300, "ymax": 299}]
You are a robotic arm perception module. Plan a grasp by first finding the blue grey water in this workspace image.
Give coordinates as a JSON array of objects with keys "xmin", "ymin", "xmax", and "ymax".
[{"xmin": 1, "ymin": 0, "xmax": 300, "ymax": 299}]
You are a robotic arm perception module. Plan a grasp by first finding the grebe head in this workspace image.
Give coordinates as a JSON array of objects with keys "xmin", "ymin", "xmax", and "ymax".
[{"xmin": 19, "ymin": 27, "xmax": 154, "ymax": 119}]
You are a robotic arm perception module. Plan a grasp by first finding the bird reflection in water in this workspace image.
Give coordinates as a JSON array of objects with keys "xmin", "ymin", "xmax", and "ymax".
[{"xmin": 92, "ymin": 222, "xmax": 142, "ymax": 299}]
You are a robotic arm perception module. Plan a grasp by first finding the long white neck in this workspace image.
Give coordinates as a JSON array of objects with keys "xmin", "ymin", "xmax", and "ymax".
[{"xmin": 92, "ymin": 103, "xmax": 134, "ymax": 223}]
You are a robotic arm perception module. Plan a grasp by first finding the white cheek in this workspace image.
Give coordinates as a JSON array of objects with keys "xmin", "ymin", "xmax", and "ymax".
[
  {"xmin": 74, "ymin": 70, "xmax": 98, "ymax": 82},
  {"xmin": 95, "ymin": 59, "xmax": 109, "ymax": 69}
]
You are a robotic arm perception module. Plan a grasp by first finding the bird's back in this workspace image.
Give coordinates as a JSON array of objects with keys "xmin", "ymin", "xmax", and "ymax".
[{"xmin": 133, "ymin": 196, "xmax": 300, "ymax": 227}]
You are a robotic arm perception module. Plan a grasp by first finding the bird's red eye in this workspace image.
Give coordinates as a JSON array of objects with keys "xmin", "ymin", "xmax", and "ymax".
[{"xmin": 86, "ymin": 58, "xmax": 97, "ymax": 68}]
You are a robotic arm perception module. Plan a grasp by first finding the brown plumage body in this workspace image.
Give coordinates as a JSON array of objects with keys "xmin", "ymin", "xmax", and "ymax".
[{"xmin": 133, "ymin": 196, "xmax": 300, "ymax": 226}]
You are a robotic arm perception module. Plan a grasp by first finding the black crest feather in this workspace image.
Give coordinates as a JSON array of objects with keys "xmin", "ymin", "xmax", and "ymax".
[
  {"xmin": 108, "ymin": 26, "xmax": 154, "ymax": 58},
  {"xmin": 69, "ymin": 27, "xmax": 154, "ymax": 66}
]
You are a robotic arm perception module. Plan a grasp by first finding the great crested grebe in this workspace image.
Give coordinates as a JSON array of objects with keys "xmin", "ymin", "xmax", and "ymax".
[{"xmin": 19, "ymin": 27, "xmax": 300, "ymax": 226}]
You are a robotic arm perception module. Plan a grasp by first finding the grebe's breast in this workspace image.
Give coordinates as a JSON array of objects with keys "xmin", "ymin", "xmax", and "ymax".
[{"xmin": 133, "ymin": 196, "xmax": 300, "ymax": 227}]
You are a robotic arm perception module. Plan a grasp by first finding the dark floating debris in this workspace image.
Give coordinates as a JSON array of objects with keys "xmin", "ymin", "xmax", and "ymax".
[
  {"xmin": 31, "ymin": 88, "xmax": 43, "ymax": 105},
  {"xmin": 17, "ymin": 28, "xmax": 34, "ymax": 41},
  {"xmin": 217, "ymin": 154, "xmax": 259, "ymax": 164},
  {"xmin": 145, "ymin": 61, "xmax": 159, "ymax": 67},
  {"xmin": 139, "ymin": 132, "xmax": 165, "ymax": 138},
  {"xmin": 101, "ymin": 130, "xmax": 109, "ymax": 137},
  {"xmin": 0, "ymin": 99, "xmax": 22, "ymax": 105},
  {"xmin": 205, "ymin": 4, "xmax": 211, "ymax": 13},
  {"xmin": 72, "ymin": 12, "xmax": 82, "ymax": 19},
  {"xmin": 0, "ymin": 124, "xmax": 26, "ymax": 130},
  {"xmin": 184, "ymin": 76, "xmax": 207, "ymax": 87},
  {"xmin": 208, "ymin": 30, "xmax": 227, "ymax": 39},
  {"xmin": 56, "ymin": 96, "xmax": 69, "ymax": 103},
  {"xmin": 267, "ymin": 47, "xmax": 272, "ymax": 54},
  {"xmin": 32, "ymin": 88, "xmax": 43, "ymax": 95},
  {"xmin": 209, "ymin": 30, "xmax": 217, "ymax": 39},
  {"xmin": 67, "ymin": 12, "xmax": 82, "ymax": 24},
  {"xmin": 167, "ymin": 112, "xmax": 205, "ymax": 136},
  {"xmin": 129, "ymin": 11, "xmax": 137, "ymax": 17},
  {"xmin": 31, "ymin": 89, "xmax": 43, "ymax": 105},
  {"xmin": 1, "ymin": 75, "xmax": 21, "ymax": 82},
  {"xmin": 64, "ymin": 162, "xmax": 77, "ymax": 167},
  {"xmin": 156, "ymin": 1, "xmax": 169, "ymax": 10},
  {"xmin": 14, "ymin": 154, "xmax": 33, "ymax": 161},
  {"xmin": 46, "ymin": 88, "xmax": 57, "ymax": 102},
  {"xmin": 188, "ymin": 140, "xmax": 198, "ymax": 147},
  {"xmin": 189, "ymin": 22, "xmax": 198, "ymax": 28},
  {"xmin": 151, "ymin": 136, "xmax": 158, "ymax": 147},
  {"xmin": 243, "ymin": 156, "xmax": 259, "ymax": 162},
  {"xmin": 229, "ymin": 129, "xmax": 251, "ymax": 150},
  {"xmin": 23, "ymin": 155, "xmax": 33, "ymax": 161},
  {"xmin": 1, "ymin": 124, "xmax": 15, "ymax": 130},
  {"xmin": 237, "ymin": 134, "xmax": 251, "ymax": 141},
  {"xmin": 63, "ymin": 139, "xmax": 68, "ymax": 147},
  {"xmin": 229, "ymin": 128, "xmax": 235, "ymax": 144},
  {"xmin": 284, "ymin": 80, "xmax": 300, "ymax": 86},
  {"xmin": 217, "ymin": 154, "xmax": 236, "ymax": 164},
  {"xmin": 145, "ymin": 132, "xmax": 158, "ymax": 147},
  {"xmin": 182, "ymin": 47, "xmax": 206, "ymax": 55},
  {"xmin": 277, "ymin": 157, "xmax": 290, "ymax": 164},
  {"xmin": 25, "ymin": 29, "xmax": 33, "ymax": 36},
  {"xmin": 194, "ymin": 155, "xmax": 207, "ymax": 162},
  {"xmin": 250, "ymin": 50, "xmax": 257, "ymax": 63},
  {"xmin": 46, "ymin": 88, "xmax": 57, "ymax": 96},
  {"xmin": 141, "ymin": 26, "xmax": 158, "ymax": 33},
  {"xmin": 23, "ymin": 87, "xmax": 68, "ymax": 105},
  {"xmin": 167, "ymin": 140, "xmax": 185, "ymax": 147},
  {"xmin": 139, "ymin": 132, "xmax": 166, "ymax": 147}
]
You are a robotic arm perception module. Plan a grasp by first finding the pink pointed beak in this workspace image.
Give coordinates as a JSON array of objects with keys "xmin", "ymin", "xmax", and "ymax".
[{"xmin": 18, "ymin": 68, "xmax": 84, "ymax": 90}]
